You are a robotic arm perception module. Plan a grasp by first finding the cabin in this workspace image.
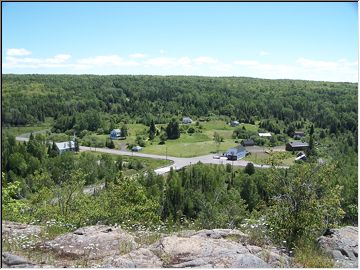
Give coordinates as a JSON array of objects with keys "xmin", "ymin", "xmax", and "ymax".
[
  {"xmin": 293, "ymin": 131, "xmax": 305, "ymax": 139},
  {"xmin": 132, "ymin": 145, "xmax": 143, "ymax": 152},
  {"xmin": 258, "ymin": 132, "xmax": 272, "ymax": 137},
  {"xmin": 230, "ymin": 120, "xmax": 240, "ymax": 127},
  {"xmin": 241, "ymin": 139, "xmax": 255, "ymax": 147},
  {"xmin": 182, "ymin": 117, "xmax": 193, "ymax": 124},
  {"xmin": 286, "ymin": 141, "xmax": 309, "ymax": 151},
  {"xmin": 225, "ymin": 145, "xmax": 247, "ymax": 161},
  {"xmin": 55, "ymin": 141, "xmax": 75, "ymax": 154},
  {"xmin": 110, "ymin": 129, "xmax": 121, "ymax": 139}
]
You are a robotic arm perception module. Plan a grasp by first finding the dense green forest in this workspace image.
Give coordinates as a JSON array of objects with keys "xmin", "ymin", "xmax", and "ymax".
[
  {"xmin": 2, "ymin": 74, "xmax": 358, "ymax": 262},
  {"xmin": 2, "ymin": 74, "xmax": 357, "ymax": 136}
]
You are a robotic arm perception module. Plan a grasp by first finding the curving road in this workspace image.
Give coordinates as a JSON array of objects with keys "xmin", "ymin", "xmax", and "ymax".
[{"xmin": 16, "ymin": 135, "xmax": 289, "ymax": 175}]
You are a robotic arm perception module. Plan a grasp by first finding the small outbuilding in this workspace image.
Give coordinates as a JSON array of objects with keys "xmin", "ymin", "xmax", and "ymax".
[
  {"xmin": 225, "ymin": 145, "xmax": 248, "ymax": 161},
  {"xmin": 230, "ymin": 120, "xmax": 240, "ymax": 127},
  {"xmin": 259, "ymin": 132, "xmax": 272, "ymax": 137},
  {"xmin": 132, "ymin": 145, "xmax": 143, "ymax": 152},
  {"xmin": 293, "ymin": 131, "xmax": 305, "ymax": 139},
  {"xmin": 110, "ymin": 129, "xmax": 122, "ymax": 139},
  {"xmin": 55, "ymin": 141, "xmax": 75, "ymax": 154},
  {"xmin": 286, "ymin": 141, "xmax": 309, "ymax": 151},
  {"xmin": 182, "ymin": 117, "xmax": 193, "ymax": 124},
  {"xmin": 241, "ymin": 139, "xmax": 255, "ymax": 147}
]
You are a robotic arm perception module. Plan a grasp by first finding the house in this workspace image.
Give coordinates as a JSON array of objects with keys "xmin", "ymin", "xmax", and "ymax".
[
  {"xmin": 132, "ymin": 145, "xmax": 143, "ymax": 152},
  {"xmin": 293, "ymin": 131, "xmax": 305, "ymax": 139},
  {"xmin": 258, "ymin": 132, "xmax": 272, "ymax": 137},
  {"xmin": 225, "ymin": 145, "xmax": 247, "ymax": 161},
  {"xmin": 55, "ymin": 141, "xmax": 75, "ymax": 154},
  {"xmin": 241, "ymin": 139, "xmax": 255, "ymax": 147},
  {"xmin": 286, "ymin": 141, "xmax": 309, "ymax": 151},
  {"xmin": 182, "ymin": 117, "xmax": 193, "ymax": 124},
  {"xmin": 230, "ymin": 120, "xmax": 240, "ymax": 127},
  {"xmin": 110, "ymin": 129, "xmax": 121, "ymax": 139}
]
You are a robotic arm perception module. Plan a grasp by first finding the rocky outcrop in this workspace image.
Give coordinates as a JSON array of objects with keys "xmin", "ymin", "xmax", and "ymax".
[
  {"xmin": 2, "ymin": 252, "xmax": 36, "ymax": 268},
  {"xmin": 43, "ymin": 225, "xmax": 138, "ymax": 260},
  {"xmin": 318, "ymin": 226, "xmax": 358, "ymax": 268},
  {"xmin": 2, "ymin": 221, "xmax": 42, "ymax": 239}
]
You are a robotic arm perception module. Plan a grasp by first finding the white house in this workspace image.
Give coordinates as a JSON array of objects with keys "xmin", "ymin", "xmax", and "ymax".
[
  {"xmin": 55, "ymin": 141, "xmax": 75, "ymax": 154},
  {"xmin": 258, "ymin": 132, "xmax": 272, "ymax": 137}
]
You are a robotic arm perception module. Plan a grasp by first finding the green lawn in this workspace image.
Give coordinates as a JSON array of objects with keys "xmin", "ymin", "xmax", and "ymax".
[
  {"xmin": 244, "ymin": 151, "xmax": 295, "ymax": 166},
  {"xmin": 3, "ymin": 117, "xmax": 53, "ymax": 137},
  {"xmin": 142, "ymin": 139, "xmax": 237, "ymax": 157},
  {"xmin": 80, "ymin": 151, "xmax": 173, "ymax": 171}
]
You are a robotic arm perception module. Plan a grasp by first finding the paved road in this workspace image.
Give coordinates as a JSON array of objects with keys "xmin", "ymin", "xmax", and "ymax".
[{"xmin": 16, "ymin": 135, "xmax": 289, "ymax": 176}]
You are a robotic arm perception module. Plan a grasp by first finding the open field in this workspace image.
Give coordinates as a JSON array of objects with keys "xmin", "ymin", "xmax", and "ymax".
[
  {"xmin": 244, "ymin": 151, "xmax": 295, "ymax": 166},
  {"xmin": 3, "ymin": 117, "xmax": 53, "ymax": 137}
]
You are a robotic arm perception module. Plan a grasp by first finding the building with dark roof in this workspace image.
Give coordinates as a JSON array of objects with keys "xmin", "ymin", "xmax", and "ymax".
[
  {"xmin": 293, "ymin": 131, "xmax": 305, "ymax": 139},
  {"xmin": 225, "ymin": 145, "xmax": 247, "ymax": 160},
  {"xmin": 241, "ymin": 139, "xmax": 255, "ymax": 147},
  {"xmin": 286, "ymin": 141, "xmax": 309, "ymax": 151}
]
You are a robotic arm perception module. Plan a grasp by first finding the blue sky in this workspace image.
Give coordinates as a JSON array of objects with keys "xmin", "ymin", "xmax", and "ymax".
[{"xmin": 2, "ymin": 2, "xmax": 358, "ymax": 82}]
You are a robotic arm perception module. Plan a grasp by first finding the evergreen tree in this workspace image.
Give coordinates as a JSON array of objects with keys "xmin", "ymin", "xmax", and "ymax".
[
  {"xmin": 244, "ymin": 162, "xmax": 255, "ymax": 175},
  {"xmin": 149, "ymin": 120, "xmax": 156, "ymax": 140},
  {"xmin": 121, "ymin": 124, "xmax": 128, "ymax": 138}
]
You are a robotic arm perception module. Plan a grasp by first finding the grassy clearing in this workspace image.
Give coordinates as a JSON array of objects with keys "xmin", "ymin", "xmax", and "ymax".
[
  {"xmin": 294, "ymin": 240, "xmax": 334, "ymax": 268},
  {"xmin": 3, "ymin": 118, "xmax": 53, "ymax": 137},
  {"xmin": 142, "ymin": 140, "xmax": 237, "ymax": 157},
  {"xmin": 82, "ymin": 151, "xmax": 172, "ymax": 170},
  {"xmin": 244, "ymin": 151, "xmax": 295, "ymax": 166}
]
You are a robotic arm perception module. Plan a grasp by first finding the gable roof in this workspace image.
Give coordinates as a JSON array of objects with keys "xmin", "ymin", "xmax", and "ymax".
[
  {"xmin": 55, "ymin": 141, "xmax": 75, "ymax": 151},
  {"xmin": 112, "ymin": 129, "xmax": 121, "ymax": 133},
  {"xmin": 288, "ymin": 141, "xmax": 309, "ymax": 147},
  {"xmin": 259, "ymin": 132, "xmax": 272, "ymax": 137}
]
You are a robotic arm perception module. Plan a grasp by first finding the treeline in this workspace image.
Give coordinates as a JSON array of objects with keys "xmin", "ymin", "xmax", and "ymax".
[{"xmin": 2, "ymin": 75, "xmax": 357, "ymax": 136}]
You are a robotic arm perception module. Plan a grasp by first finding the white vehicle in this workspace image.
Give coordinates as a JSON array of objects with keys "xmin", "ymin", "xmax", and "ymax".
[{"xmin": 213, "ymin": 155, "xmax": 220, "ymax": 159}]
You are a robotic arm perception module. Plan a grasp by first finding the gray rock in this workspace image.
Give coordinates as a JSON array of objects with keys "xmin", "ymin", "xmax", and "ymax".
[
  {"xmin": 2, "ymin": 252, "xmax": 35, "ymax": 268},
  {"xmin": 318, "ymin": 226, "xmax": 358, "ymax": 268},
  {"xmin": 148, "ymin": 230, "xmax": 288, "ymax": 268},
  {"xmin": 2, "ymin": 221, "xmax": 42, "ymax": 239},
  {"xmin": 102, "ymin": 248, "xmax": 163, "ymax": 268},
  {"xmin": 43, "ymin": 225, "xmax": 138, "ymax": 259}
]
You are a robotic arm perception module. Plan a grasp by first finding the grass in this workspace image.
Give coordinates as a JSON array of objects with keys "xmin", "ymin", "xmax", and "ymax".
[
  {"xmin": 142, "ymin": 139, "xmax": 237, "ymax": 157},
  {"xmin": 3, "ymin": 117, "xmax": 53, "ymax": 137},
  {"xmin": 244, "ymin": 151, "xmax": 295, "ymax": 166},
  {"xmin": 81, "ymin": 151, "xmax": 173, "ymax": 171},
  {"xmin": 294, "ymin": 240, "xmax": 334, "ymax": 268}
]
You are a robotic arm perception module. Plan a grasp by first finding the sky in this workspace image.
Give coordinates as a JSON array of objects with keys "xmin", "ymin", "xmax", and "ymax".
[{"xmin": 2, "ymin": 2, "xmax": 358, "ymax": 82}]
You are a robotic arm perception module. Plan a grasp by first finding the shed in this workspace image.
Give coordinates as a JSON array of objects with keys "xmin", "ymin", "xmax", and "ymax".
[
  {"xmin": 241, "ymin": 139, "xmax": 255, "ymax": 147},
  {"xmin": 286, "ymin": 141, "xmax": 309, "ymax": 151},
  {"xmin": 225, "ymin": 145, "xmax": 247, "ymax": 161},
  {"xmin": 182, "ymin": 117, "xmax": 193, "ymax": 124},
  {"xmin": 294, "ymin": 131, "xmax": 305, "ymax": 139},
  {"xmin": 110, "ymin": 129, "xmax": 121, "ymax": 139},
  {"xmin": 259, "ymin": 132, "xmax": 272, "ymax": 137},
  {"xmin": 230, "ymin": 121, "xmax": 240, "ymax": 127}
]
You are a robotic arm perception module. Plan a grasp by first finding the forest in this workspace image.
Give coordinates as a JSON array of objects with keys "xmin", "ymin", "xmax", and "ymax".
[{"xmin": 2, "ymin": 74, "xmax": 358, "ymax": 265}]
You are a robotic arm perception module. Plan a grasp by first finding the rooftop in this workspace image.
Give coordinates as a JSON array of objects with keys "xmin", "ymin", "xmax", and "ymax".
[
  {"xmin": 288, "ymin": 141, "xmax": 309, "ymax": 147},
  {"xmin": 55, "ymin": 141, "xmax": 75, "ymax": 151}
]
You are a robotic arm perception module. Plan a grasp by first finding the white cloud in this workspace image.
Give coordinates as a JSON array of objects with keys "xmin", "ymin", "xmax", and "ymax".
[
  {"xmin": 296, "ymin": 57, "xmax": 338, "ymax": 70},
  {"xmin": 129, "ymin": 53, "xmax": 147, "ymax": 58},
  {"xmin": 234, "ymin": 60, "xmax": 259, "ymax": 66},
  {"xmin": 259, "ymin": 51, "xmax": 269, "ymax": 56},
  {"xmin": 193, "ymin": 56, "xmax": 218, "ymax": 65},
  {"xmin": 6, "ymin": 48, "xmax": 32, "ymax": 56},
  {"xmin": 77, "ymin": 55, "xmax": 139, "ymax": 67},
  {"xmin": 144, "ymin": 57, "xmax": 176, "ymax": 67},
  {"xmin": 3, "ymin": 54, "xmax": 72, "ymax": 68}
]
